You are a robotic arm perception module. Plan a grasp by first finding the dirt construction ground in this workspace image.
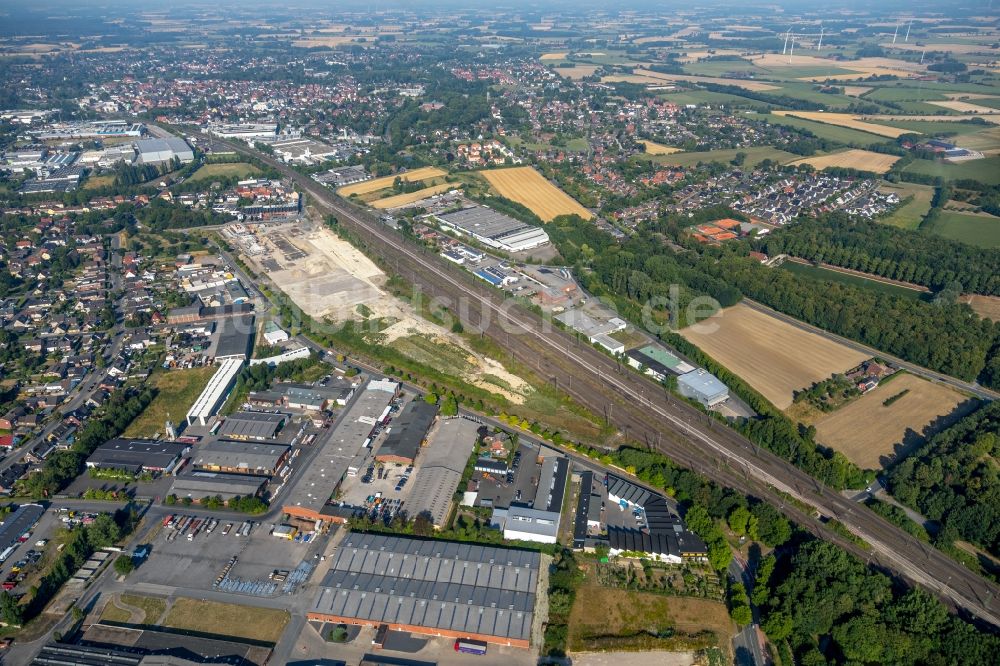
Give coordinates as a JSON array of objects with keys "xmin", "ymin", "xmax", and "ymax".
[
  {"xmin": 679, "ymin": 303, "xmax": 868, "ymax": 409},
  {"xmin": 813, "ymin": 374, "xmax": 976, "ymax": 469},
  {"xmin": 480, "ymin": 166, "xmax": 593, "ymax": 221}
]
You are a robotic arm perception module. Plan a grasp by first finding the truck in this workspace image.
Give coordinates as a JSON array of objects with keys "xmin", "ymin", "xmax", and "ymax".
[
  {"xmin": 236, "ymin": 521, "xmax": 249, "ymax": 536},
  {"xmin": 454, "ymin": 638, "xmax": 488, "ymax": 655},
  {"xmin": 241, "ymin": 522, "xmax": 253, "ymax": 537},
  {"xmin": 0, "ymin": 546, "xmax": 15, "ymax": 564}
]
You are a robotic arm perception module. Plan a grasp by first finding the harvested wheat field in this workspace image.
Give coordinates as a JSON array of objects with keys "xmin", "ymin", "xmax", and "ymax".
[
  {"xmin": 964, "ymin": 294, "xmax": 1000, "ymax": 321},
  {"xmin": 555, "ymin": 65, "xmax": 600, "ymax": 80},
  {"xmin": 640, "ymin": 140, "xmax": 682, "ymax": 155},
  {"xmin": 928, "ymin": 100, "xmax": 1000, "ymax": 114},
  {"xmin": 371, "ymin": 183, "xmax": 453, "ymax": 209},
  {"xmin": 814, "ymin": 374, "xmax": 973, "ymax": 469},
  {"xmin": 540, "ymin": 52, "xmax": 568, "ymax": 60},
  {"xmin": 480, "ymin": 166, "xmax": 592, "ymax": 221},
  {"xmin": 842, "ymin": 86, "xmax": 873, "ymax": 97},
  {"xmin": 337, "ymin": 167, "xmax": 447, "ymax": 196},
  {"xmin": 680, "ymin": 303, "xmax": 868, "ymax": 409},
  {"xmin": 788, "ymin": 149, "xmax": 901, "ymax": 174},
  {"xmin": 773, "ymin": 111, "xmax": 915, "ymax": 138}
]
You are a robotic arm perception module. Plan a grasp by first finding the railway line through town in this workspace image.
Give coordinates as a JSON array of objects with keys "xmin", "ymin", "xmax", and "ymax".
[{"xmin": 190, "ymin": 129, "xmax": 1000, "ymax": 630}]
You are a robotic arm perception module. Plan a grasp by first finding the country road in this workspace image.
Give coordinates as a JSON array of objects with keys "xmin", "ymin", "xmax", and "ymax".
[{"xmin": 168, "ymin": 127, "xmax": 1000, "ymax": 631}]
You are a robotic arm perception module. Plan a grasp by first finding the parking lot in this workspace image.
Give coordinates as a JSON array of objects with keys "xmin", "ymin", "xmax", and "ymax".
[
  {"xmin": 0, "ymin": 506, "xmax": 60, "ymax": 594},
  {"xmin": 131, "ymin": 513, "xmax": 317, "ymax": 597},
  {"xmin": 474, "ymin": 443, "xmax": 537, "ymax": 509}
]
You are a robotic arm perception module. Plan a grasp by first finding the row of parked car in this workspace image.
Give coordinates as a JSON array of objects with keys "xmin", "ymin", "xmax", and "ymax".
[
  {"xmin": 3, "ymin": 549, "xmax": 42, "ymax": 590},
  {"xmin": 162, "ymin": 515, "xmax": 256, "ymax": 542}
]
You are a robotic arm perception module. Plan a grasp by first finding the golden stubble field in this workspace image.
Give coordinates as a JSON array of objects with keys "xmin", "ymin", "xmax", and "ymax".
[
  {"xmin": 640, "ymin": 140, "xmax": 682, "ymax": 155},
  {"xmin": 788, "ymin": 149, "xmax": 901, "ymax": 174},
  {"xmin": 679, "ymin": 303, "xmax": 869, "ymax": 409},
  {"xmin": 813, "ymin": 374, "xmax": 974, "ymax": 469},
  {"xmin": 370, "ymin": 183, "xmax": 454, "ymax": 209},
  {"xmin": 480, "ymin": 166, "xmax": 593, "ymax": 221},
  {"xmin": 337, "ymin": 166, "xmax": 447, "ymax": 197},
  {"xmin": 773, "ymin": 111, "xmax": 915, "ymax": 138}
]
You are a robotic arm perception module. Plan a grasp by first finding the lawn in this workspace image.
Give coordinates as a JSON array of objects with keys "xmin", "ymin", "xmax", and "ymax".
[
  {"xmin": 754, "ymin": 112, "xmax": 887, "ymax": 147},
  {"xmin": 780, "ymin": 260, "xmax": 926, "ymax": 301},
  {"xmin": 878, "ymin": 182, "xmax": 935, "ymax": 229},
  {"xmin": 902, "ymin": 157, "xmax": 1000, "ymax": 186},
  {"xmin": 82, "ymin": 174, "xmax": 116, "ymax": 190},
  {"xmin": 927, "ymin": 210, "xmax": 1000, "ymax": 249},
  {"xmin": 641, "ymin": 145, "xmax": 799, "ymax": 168},
  {"xmin": 123, "ymin": 366, "xmax": 217, "ymax": 438},
  {"xmin": 187, "ymin": 162, "xmax": 262, "ymax": 183},
  {"xmin": 162, "ymin": 598, "xmax": 290, "ymax": 644},
  {"xmin": 122, "ymin": 594, "xmax": 167, "ymax": 624}
]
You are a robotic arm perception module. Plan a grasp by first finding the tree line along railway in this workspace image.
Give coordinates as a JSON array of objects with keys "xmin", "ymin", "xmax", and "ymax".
[{"xmin": 187, "ymin": 128, "xmax": 1000, "ymax": 631}]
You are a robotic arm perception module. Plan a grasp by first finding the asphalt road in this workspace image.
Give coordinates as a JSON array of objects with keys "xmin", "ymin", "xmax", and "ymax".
[
  {"xmin": 728, "ymin": 555, "xmax": 765, "ymax": 666},
  {"xmin": 172, "ymin": 129, "xmax": 1000, "ymax": 630}
]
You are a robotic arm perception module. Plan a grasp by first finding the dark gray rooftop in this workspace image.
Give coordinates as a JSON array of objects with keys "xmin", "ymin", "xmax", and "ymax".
[
  {"xmin": 311, "ymin": 532, "xmax": 538, "ymax": 641},
  {"xmin": 215, "ymin": 315, "xmax": 255, "ymax": 360},
  {"xmin": 217, "ymin": 411, "xmax": 287, "ymax": 440},
  {"xmin": 377, "ymin": 400, "xmax": 438, "ymax": 462},
  {"xmin": 86, "ymin": 439, "xmax": 189, "ymax": 473},
  {"xmin": 0, "ymin": 503, "xmax": 45, "ymax": 552}
]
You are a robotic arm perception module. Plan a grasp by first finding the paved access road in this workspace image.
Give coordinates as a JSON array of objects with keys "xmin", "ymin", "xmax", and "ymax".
[{"xmin": 181, "ymin": 130, "xmax": 1000, "ymax": 630}]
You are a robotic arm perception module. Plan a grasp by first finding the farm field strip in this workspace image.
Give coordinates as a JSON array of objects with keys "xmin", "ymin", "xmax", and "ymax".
[
  {"xmin": 639, "ymin": 140, "xmax": 682, "ymax": 155},
  {"xmin": 679, "ymin": 303, "xmax": 869, "ymax": 409},
  {"xmin": 337, "ymin": 166, "xmax": 447, "ymax": 196},
  {"xmin": 813, "ymin": 374, "xmax": 972, "ymax": 470},
  {"xmin": 628, "ymin": 68, "xmax": 781, "ymax": 91},
  {"xmin": 480, "ymin": 166, "xmax": 592, "ymax": 221},
  {"xmin": 370, "ymin": 183, "xmax": 453, "ymax": 209},
  {"xmin": 772, "ymin": 111, "xmax": 914, "ymax": 138},
  {"xmin": 787, "ymin": 149, "xmax": 900, "ymax": 174}
]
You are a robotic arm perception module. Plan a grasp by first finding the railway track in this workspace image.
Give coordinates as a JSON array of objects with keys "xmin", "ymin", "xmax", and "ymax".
[{"xmin": 194, "ymin": 130, "xmax": 1000, "ymax": 630}]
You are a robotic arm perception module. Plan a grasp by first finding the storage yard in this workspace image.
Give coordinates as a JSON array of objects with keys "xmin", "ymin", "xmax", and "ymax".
[
  {"xmin": 679, "ymin": 303, "xmax": 869, "ymax": 409},
  {"xmin": 813, "ymin": 374, "xmax": 976, "ymax": 469},
  {"xmin": 480, "ymin": 167, "xmax": 593, "ymax": 221}
]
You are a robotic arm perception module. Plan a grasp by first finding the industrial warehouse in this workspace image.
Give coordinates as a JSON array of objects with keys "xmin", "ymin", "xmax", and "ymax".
[
  {"xmin": 85, "ymin": 439, "xmax": 190, "ymax": 475},
  {"xmin": 434, "ymin": 206, "xmax": 550, "ymax": 253},
  {"xmin": 308, "ymin": 532, "xmax": 540, "ymax": 648}
]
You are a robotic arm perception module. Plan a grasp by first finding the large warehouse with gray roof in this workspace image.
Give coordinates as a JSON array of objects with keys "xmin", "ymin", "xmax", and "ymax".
[{"xmin": 309, "ymin": 532, "xmax": 539, "ymax": 648}]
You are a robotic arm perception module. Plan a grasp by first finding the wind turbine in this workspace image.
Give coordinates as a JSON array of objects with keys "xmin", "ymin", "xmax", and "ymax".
[
  {"xmin": 904, "ymin": 20, "xmax": 912, "ymax": 42},
  {"xmin": 892, "ymin": 23, "xmax": 899, "ymax": 45},
  {"xmin": 782, "ymin": 26, "xmax": 791, "ymax": 55},
  {"xmin": 789, "ymin": 33, "xmax": 795, "ymax": 62},
  {"xmin": 817, "ymin": 26, "xmax": 824, "ymax": 50}
]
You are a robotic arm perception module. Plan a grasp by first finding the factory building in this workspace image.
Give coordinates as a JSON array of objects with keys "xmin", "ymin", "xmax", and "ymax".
[
  {"xmin": 191, "ymin": 439, "xmax": 291, "ymax": 477},
  {"xmin": 86, "ymin": 439, "xmax": 190, "ymax": 475},
  {"xmin": 136, "ymin": 137, "xmax": 194, "ymax": 165},
  {"xmin": 309, "ymin": 533, "xmax": 539, "ymax": 648},
  {"xmin": 435, "ymin": 206, "xmax": 549, "ymax": 253},
  {"xmin": 186, "ymin": 358, "xmax": 245, "ymax": 426},
  {"xmin": 677, "ymin": 369, "xmax": 729, "ymax": 407}
]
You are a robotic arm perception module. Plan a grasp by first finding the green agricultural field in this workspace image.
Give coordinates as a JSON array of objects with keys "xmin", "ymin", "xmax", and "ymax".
[
  {"xmin": 754, "ymin": 112, "xmax": 887, "ymax": 147},
  {"xmin": 902, "ymin": 157, "xmax": 1000, "ymax": 186},
  {"xmin": 186, "ymin": 162, "xmax": 262, "ymax": 183},
  {"xmin": 863, "ymin": 86, "xmax": 949, "ymax": 102},
  {"xmin": 682, "ymin": 59, "xmax": 762, "ymax": 77},
  {"xmin": 870, "ymin": 119, "xmax": 989, "ymax": 137},
  {"xmin": 639, "ymin": 145, "xmax": 799, "ymax": 167},
  {"xmin": 661, "ymin": 90, "xmax": 768, "ymax": 107},
  {"xmin": 878, "ymin": 182, "xmax": 935, "ymax": 229},
  {"xmin": 123, "ymin": 366, "xmax": 217, "ymax": 438},
  {"xmin": 770, "ymin": 82, "xmax": 862, "ymax": 109},
  {"xmin": 926, "ymin": 211, "xmax": 1000, "ymax": 249},
  {"xmin": 780, "ymin": 260, "xmax": 926, "ymax": 301}
]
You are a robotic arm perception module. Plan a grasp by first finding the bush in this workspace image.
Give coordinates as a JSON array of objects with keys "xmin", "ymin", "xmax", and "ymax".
[{"xmin": 114, "ymin": 555, "xmax": 135, "ymax": 577}]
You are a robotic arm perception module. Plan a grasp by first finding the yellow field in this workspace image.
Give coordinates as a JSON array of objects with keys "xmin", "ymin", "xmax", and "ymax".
[
  {"xmin": 337, "ymin": 167, "xmax": 447, "ymax": 197},
  {"xmin": 480, "ymin": 167, "xmax": 592, "ymax": 222},
  {"xmin": 679, "ymin": 303, "xmax": 868, "ymax": 409},
  {"xmin": 964, "ymin": 294, "xmax": 1000, "ymax": 321},
  {"xmin": 788, "ymin": 149, "xmax": 901, "ymax": 174},
  {"xmin": 540, "ymin": 52, "xmax": 568, "ymax": 60},
  {"xmin": 842, "ymin": 86, "xmax": 873, "ymax": 97},
  {"xmin": 640, "ymin": 140, "xmax": 682, "ymax": 155},
  {"xmin": 371, "ymin": 183, "xmax": 453, "ymax": 209},
  {"xmin": 928, "ymin": 100, "xmax": 1000, "ymax": 114},
  {"xmin": 554, "ymin": 65, "xmax": 600, "ymax": 80},
  {"xmin": 814, "ymin": 374, "xmax": 971, "ymax": 469},
  {"xmin": 773, "ymin": 111, "xmax": 915, "ymax": 138}
]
